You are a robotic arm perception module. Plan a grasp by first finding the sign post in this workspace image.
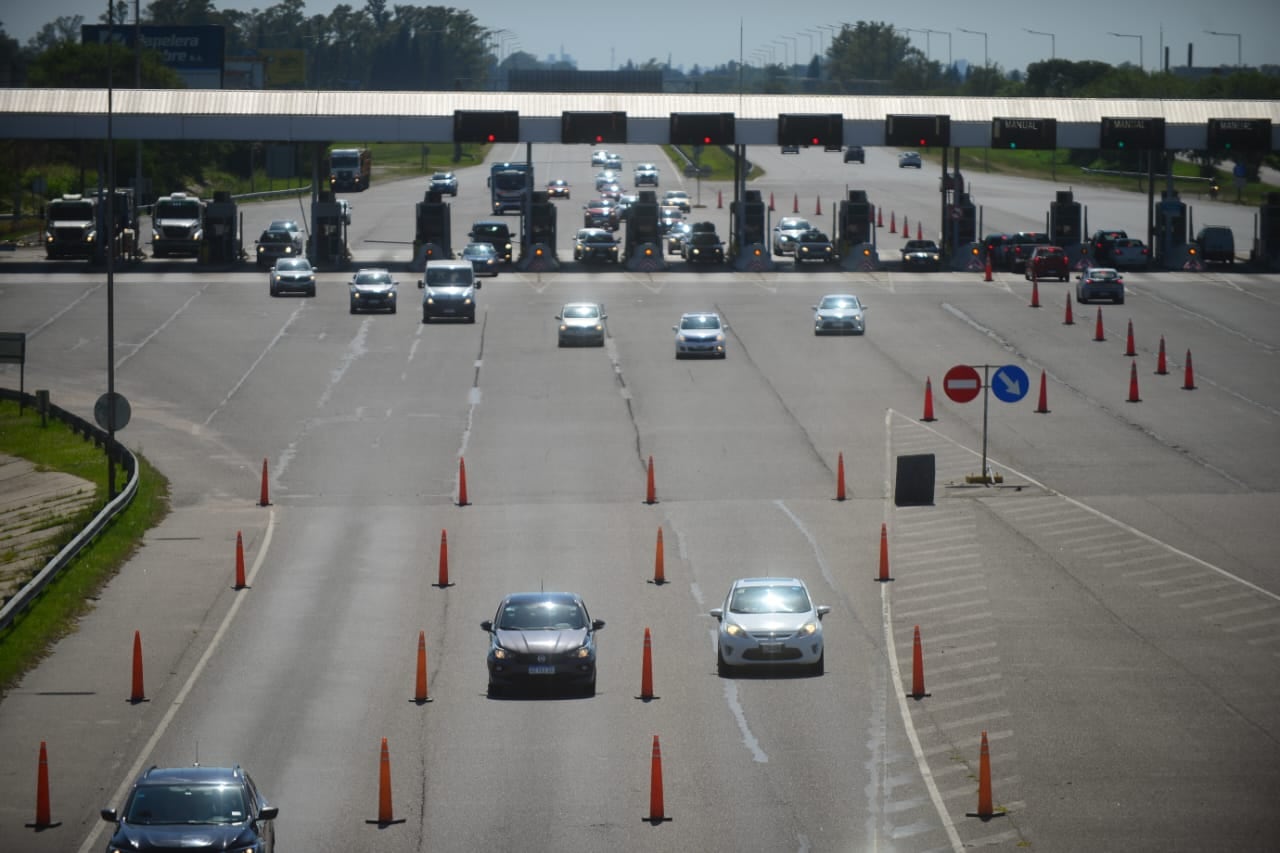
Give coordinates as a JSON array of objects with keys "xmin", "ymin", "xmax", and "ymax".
[
  {"xmin": 0, "ymin": 333, "xmax": 25, "ymax": 409},
  {"xmin": 942, "ymin": 363, "xmax": 1036, "ymax": 484}
]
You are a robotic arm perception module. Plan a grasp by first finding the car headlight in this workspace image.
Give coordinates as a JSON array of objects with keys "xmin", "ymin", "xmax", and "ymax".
[
  {"xmin": 692, "ymin": 248, "xmax": 700, "ymax": 255},
  {"xmin": 677, "ymin": 333, "xmax": 688, "ymax": 342},
  {"xmin": 797, "ymin": 621, "xmax": 819, "ymax": 636},
  {"xmin": 724, "ymin": 622, "xmax": 746, "ymax": 637},
  {"xmin": 493, "ymin": 646, "xmax": 513, "ymax": 660},
  {"xmin": 193, "ymin": 228, "xmax": 203, "ymax": 241},
  {"xmin": 258, "ymin": 245, "xmax": 265, "ymax": 254},
  {"xmin": 463, "ymin": 297, "xmax": 472, "ymax": 305},
  {"xmin": 425, "ymin": 296, "xmax": 435, "ymax": 304},
  {"xmin": 503, "ymin": 243, "xmax": 512, "ymax": 251},
  {"xmin": 152, "ymin": 230, "xmax": 161, "ymax": 240},
  {"xmin": 352, "ymin": 291, "xmax": 361, "ymax": 299},
  {"xmin": 715, "ymin": 334, "xmax": 724, "ymax": 342},
  {"xmin": 573, "ymin": 646, "xmax": 593, "ymax": 659}
]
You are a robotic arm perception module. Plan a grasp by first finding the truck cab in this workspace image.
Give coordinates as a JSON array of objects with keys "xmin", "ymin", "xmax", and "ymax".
[{"xmin": 151, "ymin": 192, "xmax": 205, "ymax": 258}]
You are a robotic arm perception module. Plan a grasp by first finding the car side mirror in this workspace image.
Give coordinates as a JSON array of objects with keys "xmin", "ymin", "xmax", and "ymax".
[
  {"xmin": 417, "ymin": 280, "xmax": 425, "ymax": 289},
  {"xmin": 474, "ymin": 280, "xmax": 481, "ymax": 289},
  {"xmin": 1075, "ymin": 275, "xmax": 1082, "ymax": 281},
  {"xmin": 101, "ymin": 808, "xmax": 118, "ymax": 823},
  {"xmin": 709, "ymin": 608, "xmax": 723, "ymax": 621},
  {"xmin": 672, "ymin": 325, "xmax": 679, "ymax": 331},
  {"xmin": 555, "ymin": 314, "xmax": 563, "ymax": 320},
  {"xmin": 258, "ymin": 806, "xmax": 279, "ymax": 821},
  {"xmin": 480, "ymin": 620, "xmax": 493, "ymax": 632},
  {"xmin": 592, "ymin": 619, "xmax": 606, "ymax": 630},
  {"xmin": 816, "ymin": 605, "xmax": 832, "ymax": 619}
]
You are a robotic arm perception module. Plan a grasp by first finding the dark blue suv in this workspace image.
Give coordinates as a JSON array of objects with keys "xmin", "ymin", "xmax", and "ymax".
[{"xmin": 102, "ymin": 765, "xmax": 278, "ymax": 852}]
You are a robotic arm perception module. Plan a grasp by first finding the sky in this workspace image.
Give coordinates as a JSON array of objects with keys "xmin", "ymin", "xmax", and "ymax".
[{"xmin": 5, "ymin": 0, "xmax": 1279, "ymax": 76}]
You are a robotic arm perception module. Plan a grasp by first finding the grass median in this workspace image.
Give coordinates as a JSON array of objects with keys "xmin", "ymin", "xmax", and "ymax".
[{"xmin": 0, "ymin": 398, "xmax": 170, "ymax": 695}]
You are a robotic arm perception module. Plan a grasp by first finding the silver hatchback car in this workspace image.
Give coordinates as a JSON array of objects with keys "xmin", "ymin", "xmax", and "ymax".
[
  {"xmin": 674, "ymin": 312, "xmax": 728, "ymax": 359},
  {"xmin": 557, "ymin": 302, "xmax": 607, "ymax": 347},
  {"xmin": 711, "ymin": 577, "xmax": 830, "ymax": 676}
]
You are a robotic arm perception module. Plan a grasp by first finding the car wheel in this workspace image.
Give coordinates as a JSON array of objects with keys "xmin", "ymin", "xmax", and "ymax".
[
  {"xmin": 810, "ymin": 652, "xmax": 825, "ymax": 677},
  {"xmin": 422, "ymin": 313, "xmax": 430, "ymax": 324},
  {"xmin": 1077, "ymin": 291, "xmax": 1087, "ymax": 303},
  {"xmin": 307, "ymin": 286, "xmax": 316, "ymax": 297},
  {"xmin": 582, "ymin": 678, "xmax": 596, "ymax": 698},
  {"xmin": 719, "ymin": 352, "xmax": 727, "ymax": 360},
  {"xmin": 1116, "ymin": 296, "xmax": 1125, "ymax": 305},
  {"xmin": 717, "ymin": 648, "xmax": 733, "ymax": 678},
  {"xmin": 675, "ymin": 352, "xmax": 684, "ymax": 360},
  {"xmin": 269, "ymin": 285, "xmax": 277, "ymax": 297},
  {"xmin": 349, "ymin": 303, "xmax": 357, "ymax": 314},
  {"xmin": 486, "ymin": 681, "xmax": 502, "ymax": 699}
]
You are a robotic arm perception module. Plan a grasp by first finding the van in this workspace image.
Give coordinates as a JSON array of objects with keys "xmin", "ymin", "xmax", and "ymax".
[
  {"xmin": 419, "ymin": 261, "xmax": 478, "ymax": 323},
  {"xmin": 1194, "ymin": 226, "xmax": 1235, "ymax": 265}
]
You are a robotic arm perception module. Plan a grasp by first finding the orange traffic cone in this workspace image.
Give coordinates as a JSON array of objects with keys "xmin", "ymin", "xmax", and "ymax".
[
  {"xmin": 32, "ymin": 740, "xmax": 52, "ymax": 828},
  {"xmin": 376, "ymin": 738, "xmax": 393, "ymax": 824},
  {"xmin": 876, "ymin": 523, "xmax": 892, "ymax": 582},
  {"xmin": 815, "ymin": 196, "xmax": 822, "ymax": 215},
  {"xmin": 716, "ymin": 189, "xmax": 722, "ymax": 209},
  {"xmin": 769, "ymin": 192, "xmax": 775, "ymax": 211},
  {"xmin": 835, "ymin": 452, "xmax": 847, "ymax": 501},
  {"xmin": 1093, "ymin": 307, "xmax": 1106, "ymax": 342},
  {"xmin": 1035, "ymin": 370, "xmax": 1050, "ymax": 414},
  {"xmin": 1124, "ymin": 319, "xmax": 1136, "ymax": 357},
  {"xmin": 1030, "ymin": 273, "xmax": 1041, "ymax": 308},
  {"xmin": 1126, "ymin": 362, "xmax": 1142, "ymax": 402},
  {"xmin": 1064, "ymin": 292, "xmax": 1075, "ymax": 325},
  {"xmin": 258, "ymin": 458, "xmax": 270, "ymax": 506},
  {"xmin": 921, "ymin": 377, "xmax": 937, "ymax": 422},
  {"xmin": 648, "ymin": 735, "xmax": 666, "ymax": 822},
  {"xmin": 877, "ymin": 207, "xmax": 884, "ymax": 228},
  {"xmin": 234, "ymin": 531, "xmax": 246, "ymax": 589},
  {"xmin": 975, "ymin": 731, "xmax": 994, "ymax": 818},
  {"xmin": 983, "ymin": 256, "xmax": 993, "ymax": 281},
  {"xmin": 1155, "ymin": 336, "xmax": 1168, "ymax": 375},
  {"xmin": 916, "ymin": 222, "xmax": 923, "ymax": 240},
  {"xmin": 910, "ymin": 625, "xmax": 927, "ymax": 698},
  {"xmin": 435, "ymin": 529, "xmax": 450, "ymax": 587},
  {"xmin": 901, "ymin": 215, "xmax": 909, "ymax": 237},
  {"xmin": 1182, "ymin": 349, "xmax": 1197, "ymax": 390},
  {"xmin": 456, "ymin": 457, "xmax": 469, "ymax": 506},
  {"xmin": 653, "ymin": 527, "xmax": 665, "ymax": 585},
  {"xmin": 130, "ymin": 631, "xmax": 145, "ymax": 703},
  {"xmin": 644, "ymin": 455, "xmax": 657, "ymax": 505},
  {"xmin": 413, "ymin": 631, "xmax": 432, "ymax": 703},
  {"xmin": 639, "ymin": 628, "xmax": 655, "ymax": 700},
  {"xmin": 889, "ymin": 211, "xmax": 896, "ymax": 233},
  {"xmin": 792, "ymin": 193, "xmax": 799, "ymax": 213}
]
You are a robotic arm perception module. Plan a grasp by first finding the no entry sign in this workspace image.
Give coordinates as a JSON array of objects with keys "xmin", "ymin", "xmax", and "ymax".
[{"xmin": 943, "ymin": 364, "xmax": 982, "ymax": 403}]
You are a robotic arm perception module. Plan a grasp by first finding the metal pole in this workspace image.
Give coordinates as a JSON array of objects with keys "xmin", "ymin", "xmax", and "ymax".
[
  {"xmin": 106, "ymin": 0, "xmax": 117, "ymax": 498},
  {"xmin": 980, "ymin": 364, "xmax": 990, "ymax": 483}
]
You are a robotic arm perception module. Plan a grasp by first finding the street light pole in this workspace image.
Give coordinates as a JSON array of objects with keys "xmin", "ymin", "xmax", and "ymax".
[
  {"xmin": 927, "ymin": 29, "xmax": 952, "ymax": 69},
  {"xmin": 1108, "ymin": 32, "xmax": 1143, "ymax": 71},
  {"xmin": 1024, "ymin": 29, "xmax": 1055, "ymax": 60},
  {"xmin": 1205, "ymin": 30, "xmax": 1242, "ymax": 67},
  {"xmin": 958, "ymin": 27, "xmax": 988, "ymax": 68}
]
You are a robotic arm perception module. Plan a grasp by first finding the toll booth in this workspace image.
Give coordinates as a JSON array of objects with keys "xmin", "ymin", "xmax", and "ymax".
[
  {"xmin": 1155, "ymin": 190, "xmax": 1188, "ymax": 268},
  {"xmin": 201, "ymin": 190, "xmax": 240, "ymax": 265},
  {"xmin": 414, "ymin": 191, "xmax": 451, "ymax": 267},
  {"xmin": 92, "ymin": 188, "xmax": 139, "ymax": 265},
  {"xmin": 1049, "ymin": 190, "xmax": 1081, "ymax": 247},
  {"xmin": 944, "ymin": 192, "xmax": 980, "ymax": 269},
  {"xmin": 519, "ymin": 190, "xmax": 559, "ymax": 271},
  {"xmin": 1258, "ymin": 192, "xmax": 1280, "ymax": 270},
  {"xmin": 311, "ymin": 191, "xmax": 348, "ymax": 268},
  {"xmin": 839, "ymin": 190, "xmax": 873, "ymax": 248},
  {"xmin": 731, "ymin": 189, "xmax": 766, "ymax": 251}
]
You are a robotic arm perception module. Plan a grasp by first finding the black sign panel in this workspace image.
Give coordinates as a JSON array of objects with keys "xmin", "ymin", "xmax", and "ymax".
[
  {"xmin": 561, "ymin": 111, "xmax": 627, "ymax": 144},
  {"xmin": 991, "ymin": 118, "xmax": 1058, "ymax": 150},
  {"xmin": 670, "ymin": 113, "xmax": 736, "ymax": 146},
  {"xmin": 1206, "ymin": 118, "xmax": 1272, "ymax": 152},
  {"xmin": 453, "ymin": 110, "xmax": 520, "ymax": 143},
  {"xmin": 885, "ymin": 115, "xmax": 951, "ymax": 148},
  {"xmin": 778, "ymin": 114, "xmax": 844, "ymax": 151},
  {"xmin": 1099, "ymin": 117, "xmax": 1166, "ymax": 150}
]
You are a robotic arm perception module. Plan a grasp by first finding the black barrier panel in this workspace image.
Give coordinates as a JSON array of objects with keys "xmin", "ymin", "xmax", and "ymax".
[
  {"xmin": 992, "ymin": 118, "xmax": 1057, "ymax": 150},
  {"xmin": 670, "ymin": 112, "xmax": 735, "ymax": 145},
  {"xmin": 562, "ymin": 111, "xmax": 627, "ymax": 144},
  {"xmin": 894, "ymin": 454, "xmax": 935, "ymax": 507},
  {"xmin": 1100, "ymin": 117, "xmax": 1166, "ymax": 150},
  {"xmin": 454, "ymin": 110, "xmax": 519, "ymax": 143},
  {"xmin": 885, "ymin": 115, "xmax": 950, "ymax": 148},
  {"xmin": 778, "ymin": 114, "xmax": 843, "ymax": 151},
  {"xmin": 1207, "ymin": 118, "xmax": 1272, "ymax": 152}
]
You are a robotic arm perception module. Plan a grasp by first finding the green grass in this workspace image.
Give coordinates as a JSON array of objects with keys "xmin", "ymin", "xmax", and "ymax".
[
  {"xmin": 664, "ymin": 145, "xmax": 764, "ymax": 183},
  {"xmin": 939, "ymin": 148, "xmax": 1279, "ymax": 206},
  {"xmin": 0, "ymin": 398, "xmax": 170, "ymax": 694}
]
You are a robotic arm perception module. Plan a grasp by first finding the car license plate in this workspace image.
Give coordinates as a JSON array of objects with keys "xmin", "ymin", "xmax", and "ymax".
[
  {"xmin": 528, "ymin": 665, "xmax": 555, "ymax": 675},
  {"xmin": 760, "ymin": 643, "xmax": 783, "ymax": 655}
]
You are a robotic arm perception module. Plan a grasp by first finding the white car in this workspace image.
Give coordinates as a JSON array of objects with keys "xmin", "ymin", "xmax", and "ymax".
[
  {"xmin": 662, "ymin": 190, "xmax": 691, "ymax": 213},
  {"xmin": 556, "ymin": 301, "xmax": 607, "ymax": 347},
  {"xmin": 812, "ymin": 293, "xmax": 866, "ymax": 335},
  {"xmin": 634, "ymin": 163, "xmax": 660, "ymax": 186},
  {"xmin": 591, "ymin": 149, "xmax": 611, "ymax": 166},
  {"xmin": 673, "ymin": 312, "xmax": 727, "ymax": 359},
  {"xmin": 711, "ymin": 577, "xmax": 830, "ymax": 676},
  {"xmin": 771, "ymin": 216, "xmax": 812, "ymax": 256}
]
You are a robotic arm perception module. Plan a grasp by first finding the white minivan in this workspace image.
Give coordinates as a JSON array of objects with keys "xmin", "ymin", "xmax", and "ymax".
[{"xmin": 419, "ymin": 260, "xmax": 478, "ymax": 323}]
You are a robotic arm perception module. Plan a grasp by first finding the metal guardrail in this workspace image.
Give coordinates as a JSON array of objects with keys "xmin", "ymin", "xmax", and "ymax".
[{"xmin": 0, "ymin": 387, "xmax": 139, "ymax": 633}]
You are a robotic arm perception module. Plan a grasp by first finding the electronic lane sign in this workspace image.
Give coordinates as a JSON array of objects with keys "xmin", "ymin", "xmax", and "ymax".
[
  {"xmin": 991, "ymin": 365, "xmax": 1029, "ymax": 403},
  {"xmin": 778, "ymin": 114, "xmax": 844, "ymax": 151},
  {"xmin": 991, "ymin": 117, "xmax": 1057, "ymax": 150},
  {"xmin": 1099, "ymin": 117, "xmax": 1166, "ymax": 150},
  {"xmin": 453, "ymin": 110, "xmax": 520, "ymax": 144},
  {"xmin": 669, "ymin": 112, "xmax": 735, "ymax": 146},
  {"xmin": 885, "ymin": 115, "xmax": 951, "ymax": 148},
  {"xmin": 1206, "ymin": 118, "xmax": 1272, "ymax": 152},
  {"xmin": 561, "ymin": 111, "xmax": 627, "ymax": 145}
]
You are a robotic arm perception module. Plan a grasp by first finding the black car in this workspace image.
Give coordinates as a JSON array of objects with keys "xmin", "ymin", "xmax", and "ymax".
[
  {"xmin": 577, "ymin": 228, "xmax": 620, "ymax": 263},
  {"xmin": 794, "ymin": 229, "xmax": 837, "ymax": 264},
  {"xmin": 254, "ymin": 228, "xmax": 304, "ymax": 269},
  {"xmin": 901, "ymin": 239, "xmax": 942, "ymax": 271},
  {"xmin": 469, "ymin": 221, "xmax": 514, "ymax": 262},
  {"xmin": 844, "ymin": 145, "xmax": 865, "ymax": 164},
  {"xmin": 101, "ymin": 765, "xmax": 278, "ymax": 853},
  {"xmin": 683, "ymin": 229, "xmax": 725, "ymax": 264},
  {"xmin": 982, "ymin": 233, "xmax": 1013, "ymax": 269},
  {"xmin": 481, "ymin": 591, "xmax": 605, "ymax": 697}
]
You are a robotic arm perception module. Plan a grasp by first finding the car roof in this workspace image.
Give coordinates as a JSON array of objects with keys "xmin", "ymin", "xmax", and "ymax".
[
  {"xmin": 1086, "ymin": 267, "xmax": 1120, "ymax": 274},
  {"xmin": 499, "ymin": 591, "xmax": 585, "ymax": 606},
  {"xmin": 730, "ymin": 576, "xmax": 809, "ymax": 588},
  {"xmin": 680, "ymin": 311, "xmax": 721, "ymax": 320},
  {"xmin": 136, "ymin": 765, "xmax": 245, "ymax": 785}
]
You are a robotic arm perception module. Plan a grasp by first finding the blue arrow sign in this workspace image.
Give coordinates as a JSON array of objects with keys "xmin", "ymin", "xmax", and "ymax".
[{"xmin": 991, "ymin": 364, "xmax": 1029, "ymax": 403}]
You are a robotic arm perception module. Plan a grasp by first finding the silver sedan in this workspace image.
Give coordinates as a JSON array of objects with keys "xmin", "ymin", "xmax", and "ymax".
[
  {"xmin": 557, "ymin": 302, "xmax": 607, "ymax": 347},
  {"xmin": 812, "ymin": 293, "xmax": 867, "ymax": 335}
]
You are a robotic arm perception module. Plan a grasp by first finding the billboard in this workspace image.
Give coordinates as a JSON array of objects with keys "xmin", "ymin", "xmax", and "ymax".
[{"xmin": 82, "ymin": 25, "xmax": 225, "ymax": 88}]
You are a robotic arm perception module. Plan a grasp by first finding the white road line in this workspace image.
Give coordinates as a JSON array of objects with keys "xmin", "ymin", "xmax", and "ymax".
[
  {"xmin": 116, "ymin": 286, "xmax": 207, "ymax": 370},
  {"xmin": 77, "ymin": 510, "xmax": 277, "ymax": 853},
  {"xmin": 204, "ymin": 304, "xmax": 306, "ymax": 426}
]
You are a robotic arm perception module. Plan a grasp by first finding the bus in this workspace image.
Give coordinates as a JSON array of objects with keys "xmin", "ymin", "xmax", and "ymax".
[
  {"xmin": 329, "ymin": 148, "xmax": 372, "ymax": 192},
  {"xmin": 488, "ymin": 162, "xmax": 533, "ymax": 214}
]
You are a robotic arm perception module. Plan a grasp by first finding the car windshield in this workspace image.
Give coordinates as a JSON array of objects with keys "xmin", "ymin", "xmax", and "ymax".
[
  {"xmin": 802, "ymin": 231, "xmax": 828, "ymax": 241},
  {"xmin": 354, "ymin": 271, "xmax": 392, "ymax": 285},
  {"xmin": 275, "ymin": 259, "xmax": 310, "ymax": 271},
  {"xmin": 428, "ymin": 268, "xmax": 473, "ymax": 285},
  {"xmin": 563, "ymin": 304, "xmax": 600, "ymax": 319},
  {"xmin": 729, "ymin": 584, "xmax": 812, "ymax": 615},
  {"xmin": 50, "ymin": 200, "xmax": 95, "ymax": 220},
  {"xmin": 585, "ymin": 232, "xmax": 614, "ymax": 244},
  {"xmin": 492, "ymin": 173, "xmax": 526, "ymax": 190},
  {"xmin": 259, "ymin": 231, "xmax": 295, "ymax": 244},
  {"xmin": 1037, "ymin": 248, "xmax": 1064, "ymax": 256},
  {"xmin": 690, "ymin": 233, "xmax": 719, "ymax": 245},
  {"xmin": 431, "ymin": 173, "xmax": 452, "ymax": 181},
  {"xmin": 472, "ymin": 225, "xmax": 508, "ymax": 239},
  {"xmin": 269, "ymin": 220, "xmax": 298, "ymax": 232},
  {"xmin": 125, "ymin": 784, "xmax": 248, "ymax": 826},
  {"xmin": 1090, "ymin": 270, "xmax": 1120, "ymax": 281},
  {"xmin": 820, "ymin": 296, "xmax": 860, "ymax": 310},
  {"xmin": 155, "ymin": 200, "xmax": 201, "ymax": 218},
  {"xmin": 498, "ymin": 601, "xmax": 587, "ymax": 631},
  {"xmin": 680, "ymin": 315, "xmax": 721, "ymax": 330},
  {"xmin": 779, "ymin": 218, "xmax": 810, "ymax": 231},
  {"xmin": 463, "ymin": 244, "xmax": 495, "ymax": 257}
]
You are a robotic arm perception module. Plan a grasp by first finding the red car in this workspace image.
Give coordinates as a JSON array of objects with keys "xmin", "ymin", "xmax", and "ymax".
[{"xmin": 1025, "ymin": 245, "xmax": 1069, "ymax": 281}]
